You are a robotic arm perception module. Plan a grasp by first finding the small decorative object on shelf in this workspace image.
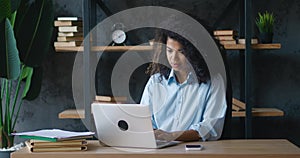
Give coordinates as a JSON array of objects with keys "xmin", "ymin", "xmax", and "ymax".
[
  {"xmin": 111, "ymin": 23, "xmax": 127, "ymax": 46},
  {"xmin": 255, "ymin": 11, "xmax": 275, "ymax": 43}
]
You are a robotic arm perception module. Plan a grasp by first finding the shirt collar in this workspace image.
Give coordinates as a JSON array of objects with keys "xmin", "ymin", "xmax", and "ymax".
[
  {"xmin": 167, "ymin": 69, "xmax": 197, "ymax": 85},
  {"xmin": 167, "ymin": 69, "xmax": 176, "ymax": 84}
]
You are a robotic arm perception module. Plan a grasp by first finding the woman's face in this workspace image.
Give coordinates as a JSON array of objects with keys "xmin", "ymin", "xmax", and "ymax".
[{"xmin": 166, "ymin": 37, "xmax": 188, "ymax": 73}]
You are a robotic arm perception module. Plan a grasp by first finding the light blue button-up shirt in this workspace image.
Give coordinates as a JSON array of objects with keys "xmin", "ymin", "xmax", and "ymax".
[{"xmin": 140, "ymin": 69, "xmax": 227, "ymax": 141}]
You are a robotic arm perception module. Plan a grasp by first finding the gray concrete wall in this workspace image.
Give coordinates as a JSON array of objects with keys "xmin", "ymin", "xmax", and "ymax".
[{"xmin": 15, "ymin": 0, "xmax": 300, "ymax": 146}]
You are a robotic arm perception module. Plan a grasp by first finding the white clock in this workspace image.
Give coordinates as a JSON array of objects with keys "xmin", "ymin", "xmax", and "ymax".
[
  {"xmin": 112, "ymin": 29, "xmax": 126, "ymax": 44},
  {"xmin": 111, "ymin": 23, "xmax": 127, "ymax": 45}
]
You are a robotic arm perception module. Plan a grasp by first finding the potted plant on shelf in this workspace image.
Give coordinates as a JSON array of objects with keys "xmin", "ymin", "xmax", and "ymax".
[
  {"xmin": 0, "ymin": 0, "xmax": 53, "ymax": 156},
  {"xmin": 255, "ymin": 11, "xmax": 275, "ymax": 43}
]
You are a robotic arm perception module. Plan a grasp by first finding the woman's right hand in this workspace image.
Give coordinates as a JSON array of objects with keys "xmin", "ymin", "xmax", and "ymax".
[{"xmin": 154, "ymin": 129, "xmax": 182, "ymax": 141}]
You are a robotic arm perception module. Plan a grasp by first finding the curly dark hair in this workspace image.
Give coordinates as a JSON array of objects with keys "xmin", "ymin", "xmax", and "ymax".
[{"xmin": 146, "ymin": 29, "xmax": 210, "ymax": 83}]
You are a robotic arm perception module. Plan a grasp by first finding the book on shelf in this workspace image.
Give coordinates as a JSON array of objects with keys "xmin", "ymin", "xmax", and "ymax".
[
  {"xmin": 54, "ymin": 20, "xmax": 82, "ymax": 27},
  {"xmin": 92, "ymin": 101, "xmax": 117, "ymax": 105},
  {"xmin": 95, "ymin": 95, "xmax": 127, "ymax": 102},
  {"xmin": 232, "ymin": 98, "xmax": 246, "ymax": 110},
  {"xmin": 232, "ymin": 104, "xmax": 244, "ymax": 111},
  {"xmin": 54, "ymin": 41, "xmax": 83, "ymax": 47},
  {"xmin": 214, "ymin": 35, "xmax": 236, "ymax": 41},
  {"xmin": 238, "ymin": 38, "xmax": 258, "ymax": 44},
  {"xmin": 58, "ymin": 32, "xmax": 83, "ymax": 37},
  {"xmin": 219, "ymin": 40, "xmax": 236, "ymax": 45},
  {"xmin": 58, "ymin": 26, "xmax": 83, "ymax": 32},
  {"xmin": 25, "ymin": 141, "xmax": 88, "ymax": 152},
  {"xmin": 12, "ymin": 129, "xmax": 94, "ymax": 142},
  {"xmin": 213, "ymin": 30, "xmax": 238, "ymax": 36},
  {"xmin": 57, "ymin": 17, "xmax": 82, "ymax": 21},
  {"xmin": 57, "ymin": 36, "xmax": 84, "ymax": 42}
]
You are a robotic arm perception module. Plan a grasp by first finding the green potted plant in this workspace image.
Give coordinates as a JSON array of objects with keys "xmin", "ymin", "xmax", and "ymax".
[
  {"xmin": 255, "ymin": 11, "xmax": 275, "ymax": 43},
  {"xmin": 0, "ymin": 0, "xmax": 53, "ymax": 154}
]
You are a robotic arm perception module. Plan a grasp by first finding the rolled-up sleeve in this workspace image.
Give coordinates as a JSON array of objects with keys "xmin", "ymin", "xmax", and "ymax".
[{"xmin": 189, "ymin": 74, "xmax": 227, "ymax": 141}]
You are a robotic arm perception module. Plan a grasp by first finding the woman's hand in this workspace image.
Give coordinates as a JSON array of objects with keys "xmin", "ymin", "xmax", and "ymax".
[
  {"xmin": 154, "ymin": 129, "xmax": 183, "ymax": 141},
  {"xmin": 154, "ymin": 129, "xmax": 201, "ymax": 141}
]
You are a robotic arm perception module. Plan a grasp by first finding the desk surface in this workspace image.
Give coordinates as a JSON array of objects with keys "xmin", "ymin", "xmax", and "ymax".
[{"xmin": 11, "ymin": 139, "xmax": 300, "ymax": 158}]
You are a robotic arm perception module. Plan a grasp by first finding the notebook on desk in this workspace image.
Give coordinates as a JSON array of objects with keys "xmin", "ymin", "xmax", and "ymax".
[{"xmin": 91, "ymin": 103, "xmax": 179, "ymax": 149}]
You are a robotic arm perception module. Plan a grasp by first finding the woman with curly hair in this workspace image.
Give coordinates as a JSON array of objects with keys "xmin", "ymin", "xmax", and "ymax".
[{"xmin": 140, "ymin": 29, "xmax": 227, "ymax": 141}]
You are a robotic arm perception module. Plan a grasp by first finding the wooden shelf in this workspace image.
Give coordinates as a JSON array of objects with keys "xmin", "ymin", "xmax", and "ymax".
[
  {"xmin": 58, "ymin": 107, "xmax": 284, "ymax": 119},
  {"xmin": 55, "ymin": 45, "xmax": 153, "ymax": 52},
  {"xmin": 232, "ymin": 108, "xmax": 284, "ymax": 117},
  {"xmin": 224, "ymin": 43, "xmax": 281, "ymax": 50},
  {"xmin": 56, "ymin": 44, "xmax": 281, "ymax": 52}
]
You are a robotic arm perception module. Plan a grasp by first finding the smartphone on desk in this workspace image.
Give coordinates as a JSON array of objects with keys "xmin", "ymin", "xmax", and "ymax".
[{"xmin": 185, "ymin": 144, "xmax": 203, "ymax": 151}]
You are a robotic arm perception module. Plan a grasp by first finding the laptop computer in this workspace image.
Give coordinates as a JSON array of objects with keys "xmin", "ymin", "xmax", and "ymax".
[{"xmin": 91, "ymin": 103, "xmax": 179, "ymax": 149}]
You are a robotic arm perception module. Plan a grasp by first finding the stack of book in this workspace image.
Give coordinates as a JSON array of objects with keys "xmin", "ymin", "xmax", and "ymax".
[
  {"xmin": 54, "ymin": 17, "xmax": 83, "ymax": 49},
  {"xmin": 12, "ymin": 129, "xmax": 94, "ymax": 152},
  {"xmin": 213, "ymin": 30, "xmax": 238, "ymax": 45},
  {"xmin": 94, "ymin": 95, "xmax": 127, "ymax": 104},
  {"xmin": 25, "ymin": 139, "xmax": 88, "ymax": 152}
]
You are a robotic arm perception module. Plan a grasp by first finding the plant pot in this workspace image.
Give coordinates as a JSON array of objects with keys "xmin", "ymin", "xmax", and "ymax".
[
  {"xmin": 0, "ymin": 150, "xmax": 14, "ymax": 158},
  {"xmin": 1, "ymin": 134, "xmax": 15, "ymax": 149},
  {"xmin": 259, "ymin": 32, "xmax": 273, "ymax": 43}
]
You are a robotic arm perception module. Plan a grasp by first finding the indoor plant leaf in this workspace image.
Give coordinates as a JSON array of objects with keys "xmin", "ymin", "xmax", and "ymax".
[
  {"xmin": 0, "ymin": 0, "xmax": 11, "ymax": 21},
  {"xmin": 1, "ymin": 0, "xmax": 53, "ymax": 149},
  {"xmin": 0, "ymin": 18, "xmax": 21, "ymax": 80},
  {"xmin": 21, "ymin": 66, "xmax": 33, "ymax": 98},
  {"xmin": 0, "ymin": 0, "xmax": 21, "ymax": 22},
  {"xmin": 15, "ymin": 0, "xmax": 54, "ymax": 67},
  {"xmin": 23, "ymin": 67, "xmax": 43, "ymax": 100}
]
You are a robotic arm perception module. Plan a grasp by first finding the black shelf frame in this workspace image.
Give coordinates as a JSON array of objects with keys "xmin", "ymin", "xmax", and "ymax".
[
  {"xmin": 239, "ymin": 0, "xmax": 253, "ymax": 138},
  {"xmin": 82, "ymin": 0, "xmax": 96, "ymax": 130}
]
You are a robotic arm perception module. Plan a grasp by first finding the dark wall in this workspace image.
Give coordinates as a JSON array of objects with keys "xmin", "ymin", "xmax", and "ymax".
[{"xmin": 15, "ymin": 0, "xmax": 300, "ymax": 146}]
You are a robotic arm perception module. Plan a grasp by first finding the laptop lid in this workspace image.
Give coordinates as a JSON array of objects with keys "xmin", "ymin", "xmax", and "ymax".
[{"xmin": 91, "ymin": 103, "xmax": 158, "ymax": 148}]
